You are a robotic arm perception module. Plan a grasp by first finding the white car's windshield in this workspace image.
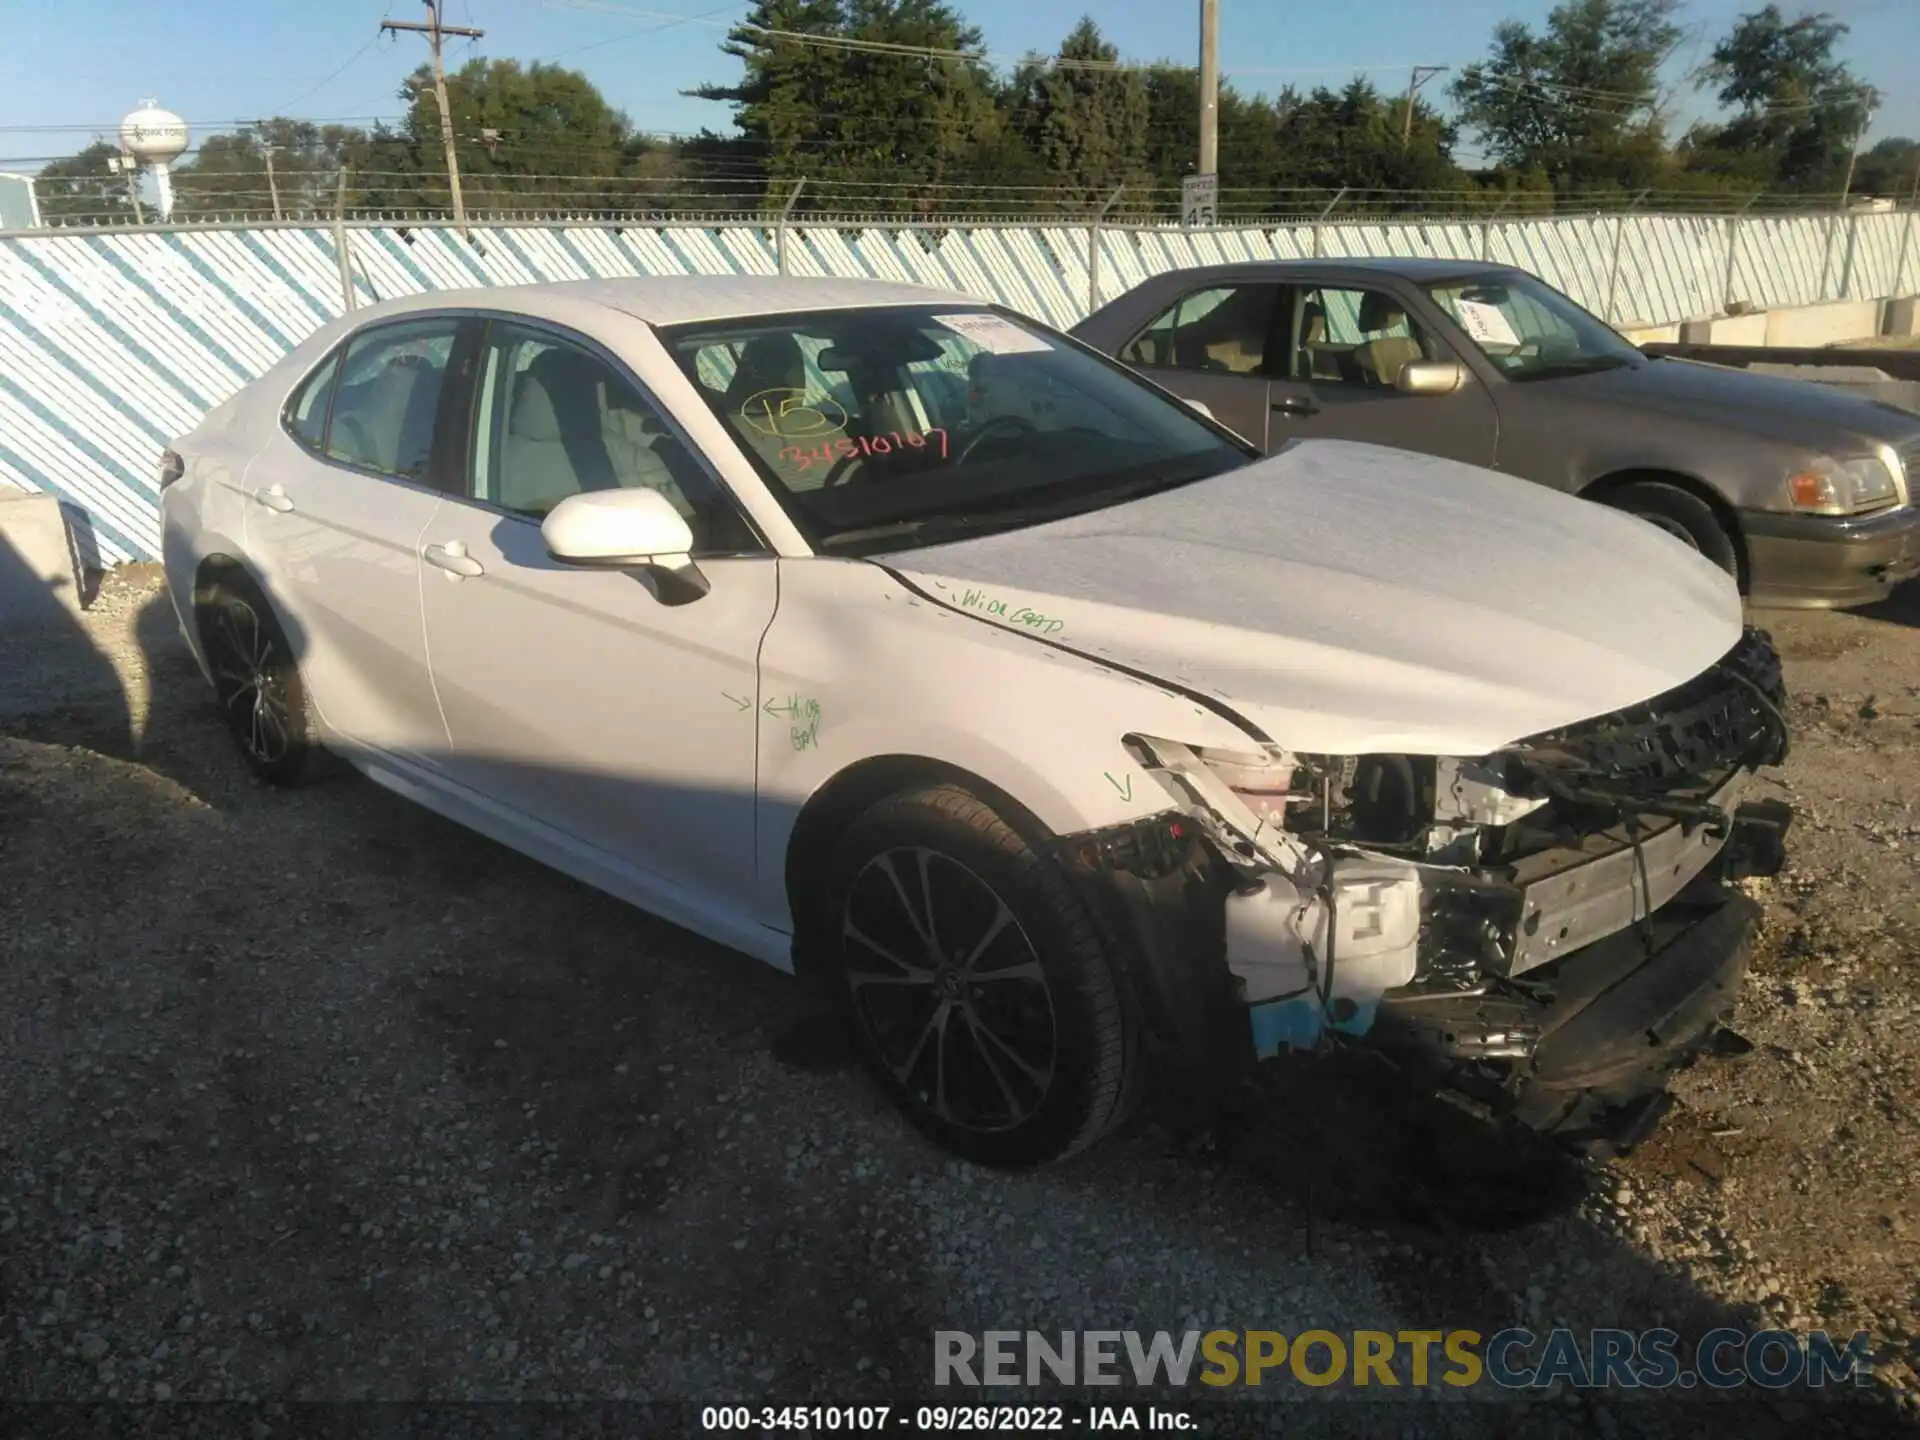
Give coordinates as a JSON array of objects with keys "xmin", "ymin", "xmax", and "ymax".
[
  {"xmin": 1424, "ymin": 272, "xmax": 1643, "ymax": 382},
  {"xmin": 660, "ymin": 305, "xmax": 1251, "ymax": 554}
]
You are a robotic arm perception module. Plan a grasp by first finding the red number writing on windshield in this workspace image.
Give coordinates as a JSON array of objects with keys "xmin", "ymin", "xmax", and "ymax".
[{"xmin": 778, "ymin": 428, "xmax": 949, "ymax": 472}]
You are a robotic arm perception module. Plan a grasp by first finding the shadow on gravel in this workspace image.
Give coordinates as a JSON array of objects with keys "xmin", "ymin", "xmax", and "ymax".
[
  {"xmin": 1850, "ymin": 580, "xmax": 1920, "ymax": 631},
  {"xmin": 0, "ymin": 570, "xmax": 228, "ymax": 812},
  {"xmin": 0, "ymin": 540, "xmax": 131, "ymax": 759},
  {"xmin": 1762, "ymin": 579, "xmax": 1920, "ymax": 636}
]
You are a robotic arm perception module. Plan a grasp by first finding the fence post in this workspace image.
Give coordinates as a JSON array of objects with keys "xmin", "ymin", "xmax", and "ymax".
[
  {"xmin": 776, "ymin": 178, "xmax": 806, "ymax": 276},
  {"xmin": 333, "ymin": 168, "xmax": 357, "ymax": 313},
  {"xmin": 1087, "ymin": 184, "xmax": 1124, "ymax": 318},
  {"xmin": 1839, "ymin": 209, "xmax": 1861, "ymax": 298},
  {"xmin": 1721, "ymin": 192, "xmax": 1759, "ymax": 312},
  {"xmin": 1604, "ymin": 190, "xmax": 1648, "ymax": 326},
  {"xmin": 1479, "ymin": 197, "xmax": 1507, "ymax": 263},
  {"xmin": 1312, "ymin": 186, "xmax": 1348, "ymax": 259},
  {"xmin": 1898, "ymin": 164, "xmax": 1920, "ymax": 298},
  {"xmin": 1818, "ymin": 206, "xmax": 1842, "ymax": 300}
]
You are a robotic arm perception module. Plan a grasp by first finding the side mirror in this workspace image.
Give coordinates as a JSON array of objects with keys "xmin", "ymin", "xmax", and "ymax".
[
  {"xmin": 1183, "ymin": 397, "xmax": 1216, "ymax": 420},
  {"xmin": 542, "ymin": 488, "xmax": 709, "ymax": 602},
  {"xmin": 1395, "ymin": 360, "xmax": 1467, "ymax": 396}
]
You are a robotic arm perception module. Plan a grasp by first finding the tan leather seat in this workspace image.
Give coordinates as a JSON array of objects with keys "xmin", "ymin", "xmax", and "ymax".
[
  {"xmin": 498, "ymin": 350, "xmax": 619, "ymax": 516},
  {"xmin": 1355, "ymin": 292, "xmax": 1426, "ymax": 389},
  {"xmin": 720, "ymin": 334, "xmax": 852, "ymax": 485}
]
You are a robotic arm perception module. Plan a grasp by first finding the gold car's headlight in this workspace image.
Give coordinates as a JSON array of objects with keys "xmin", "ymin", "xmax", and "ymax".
[{"xmin": 1786, "ymin": 455, "xmax": 1899, "ymax": 515}]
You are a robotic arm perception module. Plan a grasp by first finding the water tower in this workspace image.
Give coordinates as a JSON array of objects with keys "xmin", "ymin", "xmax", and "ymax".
[{"xmin": 119, "ymin": 101, "xmax": 189, "ymax": 220}]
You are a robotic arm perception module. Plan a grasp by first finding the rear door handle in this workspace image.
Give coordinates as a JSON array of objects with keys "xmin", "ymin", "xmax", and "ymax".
[
  {"xmin": 254, "ymin": 483, "xmax": 294, "ymax": 513},
  {"xmin": 1270, "ymin": 396, "xmax": 1319, "ymax": 417},
  {"xmin": 423, "ymin": 541, "xmax": 484, "ymax": 579}
]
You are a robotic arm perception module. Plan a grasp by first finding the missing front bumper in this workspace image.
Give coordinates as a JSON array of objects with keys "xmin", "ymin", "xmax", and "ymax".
[{"xmin": 1367, "ymin": 883, "xmax": 1759, "ymax": 1152}]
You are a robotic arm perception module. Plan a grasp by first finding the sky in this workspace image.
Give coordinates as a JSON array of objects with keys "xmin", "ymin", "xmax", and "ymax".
[{"xmin": 2, "ymin": 0, "xmax": 1915, "ymax": 177}]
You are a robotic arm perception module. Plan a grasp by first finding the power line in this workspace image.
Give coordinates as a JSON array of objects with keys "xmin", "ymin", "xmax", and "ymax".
[
  {"xmin": 272, "ymin": 34, "xmax": 386, "ymax": 115},
  {"xmin": 535, "ymin": 0, "xmax": 743, "ymax": 60}
]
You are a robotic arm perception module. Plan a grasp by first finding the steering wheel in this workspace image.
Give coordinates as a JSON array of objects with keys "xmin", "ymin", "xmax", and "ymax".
[
  {"xmin": 822, "ymin": 449, "xmax": 864, "ymax": 487},
  {"xmin": 955, "ymin": 414, "xmax": 1038, "ymax": 466}
]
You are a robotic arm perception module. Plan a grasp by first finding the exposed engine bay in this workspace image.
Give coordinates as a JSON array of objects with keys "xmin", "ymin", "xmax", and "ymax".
[{"xmin": 1067, "ymin": 626, "xmax": 1794, "ymax": 1153}]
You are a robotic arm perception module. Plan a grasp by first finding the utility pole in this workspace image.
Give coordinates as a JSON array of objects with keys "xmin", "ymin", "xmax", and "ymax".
[
  {"xmin": 1198, "ymin": 0, "xmax": 1219, "ymax": 179},
  {"xmin": 108, "ymin": 153, "xmax": 144, "ymax": 225},
  {"xmin": 382, "ymin": 0, "xmax": 483, "ymax": 238},
  {"xmin": 1836, "ymin": 103, "xmax": 1874, "ymax": 209},
  {"xmin": 260, "ymin": 131, "xmax": 283, "ymax": 220},
  {"xmin": 1400, "ymin": 66, "xmax": 1447, "ymax": 147}
]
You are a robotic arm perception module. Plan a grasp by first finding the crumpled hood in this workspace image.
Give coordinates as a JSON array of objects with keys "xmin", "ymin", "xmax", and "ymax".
[{"xmin": 881, "ymin": 440, "xmax": 1744, "ymax": 756}]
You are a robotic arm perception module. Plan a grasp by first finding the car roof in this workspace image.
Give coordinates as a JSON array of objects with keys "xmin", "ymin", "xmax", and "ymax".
[
  {"xmin": 341, "ymin": 275, "xmax": 981, "ymax": 329},
  {"xmin": 1170, "ymin": 257, "xmax": 1517, "ymax": 282}
]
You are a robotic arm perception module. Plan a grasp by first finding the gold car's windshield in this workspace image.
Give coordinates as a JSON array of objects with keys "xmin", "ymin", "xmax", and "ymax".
[
  {"xmin": 1424, "ymin": 273, "xmax": 1643, "ymax": 382},
  {"xmin": 658, "ymin": 305, "xmax": 1251, "ymax": 555}
]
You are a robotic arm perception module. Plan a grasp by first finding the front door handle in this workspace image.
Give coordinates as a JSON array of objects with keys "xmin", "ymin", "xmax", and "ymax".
[
  {"xmin": 254, "ymin": 483, "xmax": 295, "ymax": 513},
  {"xmin": 1271, "ymin": 395, "xmax": 1319, "ymax": 417},
  {"xmin": 423, "ymin": 541, "xmax": 484, "ymax": 579}
]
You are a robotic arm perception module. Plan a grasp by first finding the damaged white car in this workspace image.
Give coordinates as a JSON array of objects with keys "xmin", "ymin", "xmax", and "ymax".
[{"xmin": 158, "ymin": 277, "xmax": 1792, "ymax": 1168}]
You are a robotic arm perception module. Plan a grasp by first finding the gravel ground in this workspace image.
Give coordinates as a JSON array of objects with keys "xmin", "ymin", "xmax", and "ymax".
[{"xmin": 2, "ymin": 565, "xmax": 1916, "ymax": 1436}]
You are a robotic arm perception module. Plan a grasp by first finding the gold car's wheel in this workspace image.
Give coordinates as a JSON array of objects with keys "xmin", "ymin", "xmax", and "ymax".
[{"xmin": 1597, "ymin": 481, "xmax": 1740, "ymax": 581}]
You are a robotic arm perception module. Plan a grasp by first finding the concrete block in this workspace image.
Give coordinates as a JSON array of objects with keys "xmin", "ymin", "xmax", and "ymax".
[
  {"xmin": 1886, "ymin": 296, "xmax": 1920, "ymax": 339},
  {"xmin": 1764, "ymin": 298, "xmax": 1884, "ymax": 348},
  {"xmin": 1749, "ymin": 363, "xmax": 1896, "ymax": 382},
  {"xmin": 1711, "ymin": 311, "xmax": 1772, "ymax": 346},
  {"xmin": 1674, "ymin": 312, "xmax": 1767, "ymax": 345},
  {"xmin": 1620, "ymin": 321, "xmax": 1681, "ymax": 344},
  {"xmin": 0, "ymin": 490, "xmax": 86, "ymax": 627}
]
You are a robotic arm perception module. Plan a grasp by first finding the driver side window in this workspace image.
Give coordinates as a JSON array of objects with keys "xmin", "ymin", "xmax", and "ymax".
[
  {"xmin": 1289, "ymin": 287, "xmax": 1435, "ymax": 389},
  {"xmin": 468, "ymin": 325, "xmax": 757, "ymax": 554}
]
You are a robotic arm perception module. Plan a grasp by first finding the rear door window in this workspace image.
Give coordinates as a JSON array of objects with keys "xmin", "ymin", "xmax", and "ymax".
[
  {"xmin": 324, "ymin": 319, "xmax": 460, "ymax": 481},
  {"xmin": 1119, "ymin": 285, "xmax": 1283, "ymax": 375},
  {"xmin": 283, "ymin": 349, "xmax": 341, "ymax": 452}
]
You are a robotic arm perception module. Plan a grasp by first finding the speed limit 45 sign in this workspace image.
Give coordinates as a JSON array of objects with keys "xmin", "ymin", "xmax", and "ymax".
[{"xmin": 1181, "ymin": 174, "xmax": 1218, "ymax": 228}]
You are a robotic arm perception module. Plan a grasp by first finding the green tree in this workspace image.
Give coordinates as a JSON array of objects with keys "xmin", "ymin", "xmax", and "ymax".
[
  {"xmin": 1010, "ymin": 17, "xmax": 1151, "ymax": 207},
  {"xmin": 1449, "ymin": 0, "xmax": 1680, "ymax": 194},
  {"xmin": 1271, "ymin": 79, "xmax": 1466, "ymax": 206},
  {"xmin": 1141, "ymin": 70, "xmax": 1290, "ymax": 205},
  {"xmin": 173, "ymin": 119, "xmax": 368, "ymax": 218},
  {"xmin": 1853, "ymin": 136, "xmax": 1920, "ymax": 200},
  {"xmin": 815, "ymin": 0, "xmax": 1002, "ymax": 204},
  {"xmin": 1684, "ymin": 6, "xmax": 1879, "ymax": 192},
  {"xmin": 689, "ymin": 0, "xmax": 997, "ymax": 209},
  {"xmin": 359, "ymin": 58, "xmax": 666, "ymax": 214},
  {"xmin": 688, "ymin": 0, "xmax": 845, "ymax": 194},
  {"xmin": 36, "ymin": 141, "xmax": 135, "ymax": 223}
]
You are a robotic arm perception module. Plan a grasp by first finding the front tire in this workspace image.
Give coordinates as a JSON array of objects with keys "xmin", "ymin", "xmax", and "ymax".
[
  {"xmin": 195, "ymin": 577, "xmax": 328, "ymax": 786},
  {"xmin": 1596, "ymin": 481, "xmax": 1740, "ymax": 580},
  {"xmin": 824, "ymin": 784, "xmax": 1139, "ymax": 1168}
]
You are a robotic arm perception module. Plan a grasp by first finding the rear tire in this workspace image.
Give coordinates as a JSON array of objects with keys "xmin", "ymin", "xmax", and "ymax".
[
  {"xmin": 1596, "ymin": 481, "xmax": 1740, "ymax": 580},
  {"xmin": 823, "ymin": 783, "xmax": 1139, "ymax": 1168},
  {"xmin": 195, "ymin": 576, "xmax": 330, "ymax": 786}
]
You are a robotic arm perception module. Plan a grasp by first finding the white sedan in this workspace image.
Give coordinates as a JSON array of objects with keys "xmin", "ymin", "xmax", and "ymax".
[{"xmin": 160, "ymin": 276, "xmax": 1793, "ymax": 1167}]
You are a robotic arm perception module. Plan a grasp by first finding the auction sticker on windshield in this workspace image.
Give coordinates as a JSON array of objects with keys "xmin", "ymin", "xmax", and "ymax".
[
  {"xmin": 936, "ymin": 313, "xmax": 1053, "ymax": 355},
  {"xmin": 1455, "ymin": 299, "xmax": 1519, "ymax": 346}
]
